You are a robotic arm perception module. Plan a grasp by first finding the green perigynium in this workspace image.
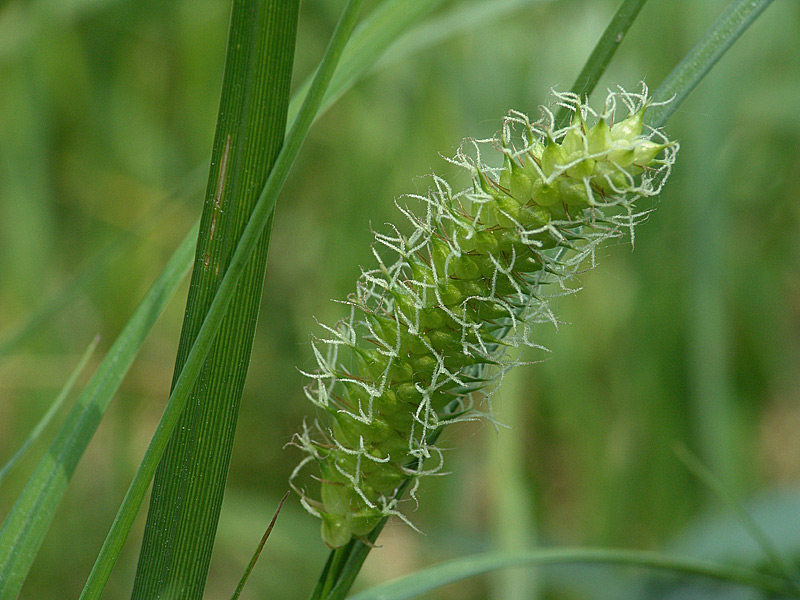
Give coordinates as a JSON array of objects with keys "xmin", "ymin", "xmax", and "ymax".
[{"xmin": 290, "ymin": 85, "xmax": 678, "ymax": 548}]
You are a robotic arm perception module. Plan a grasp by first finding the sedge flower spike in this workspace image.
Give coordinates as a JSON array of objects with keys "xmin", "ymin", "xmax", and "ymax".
[{"xmin": 290, "ymin": 84, "xmax": 678, "ymax": 548}]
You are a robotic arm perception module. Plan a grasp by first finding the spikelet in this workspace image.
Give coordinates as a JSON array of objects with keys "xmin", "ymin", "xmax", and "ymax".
[{"xmin": 290, "ymin": 84, "xmax": 678, "ymax": 548}]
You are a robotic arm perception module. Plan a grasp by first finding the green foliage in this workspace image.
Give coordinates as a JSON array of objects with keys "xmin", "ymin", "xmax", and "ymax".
[
  {"xmin": 346, "ymin": 548, "xmax": 796, "ymax": 599},
  {"xmin": 130, "ymin": 1, "xmax": 300, "ymax": 597},
  {"xmin": 0, "ymin": 1, "xmax": 798, "ymax": 599},
  {"xmin": 0, "ymin": 224, "xmax": 196, "ymax": 600}
]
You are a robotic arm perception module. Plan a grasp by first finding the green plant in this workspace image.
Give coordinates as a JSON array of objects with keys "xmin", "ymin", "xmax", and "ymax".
[
  {"xmin": 1, "ymin": 1, "xmax": 797, "ymax": 599},
  {"xmin": 290, "ymin": 86, "xmax": 678, "ymax": 549}
]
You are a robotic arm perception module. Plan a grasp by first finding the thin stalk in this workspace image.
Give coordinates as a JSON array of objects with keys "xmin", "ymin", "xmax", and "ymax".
[
  {"xmin": 679, "ymin": 1, "xmax": 743, "ymax": 498},
  {"xmin": 230, "ymin": 491, "xmax": 290, "ymax": 600},
  {"xmin": 0, "ymin": 222, "xmax": 197, "ymax": 600},
  {"xmin": 555, "ymin": 0, "xmax": 649, "ymax": 128},
  {"xmin": 0, "ymin": 336, "xmax": 99, "ymax": 486},
  {"xmin": 489, "ymin": 361, "xmax": 538, "ymax": 600},
  {"xmin": 647, "ymin": 0, "xmax": 774, "ymax": 128},
  {"xmin": 307, "ymin": 547, "xmax": 339, "ymax": 600},
  {"xmin": 306, "ymin": 507, "xmax": 389, "ymax": 600},
  {"xmin": 346, "ymin": 548, "xmax": 799, "ymax": 600}
]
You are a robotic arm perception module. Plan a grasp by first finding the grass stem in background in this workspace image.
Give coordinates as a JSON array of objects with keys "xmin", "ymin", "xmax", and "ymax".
[
  {"xmin": 489, "ymin": 361, "xmax": 538, "ymax": 600},
  {"xmin": 555, "ymin": 0, "xmax": 649, "ymax": 128},
  {"xmin": 648, "ymin": 0, "xmax": 774, "ymax": 128},
  {"xmin": 0, "ymin": 336, "xmax": 99, "ymax": 486},
  {"xmin": 347, "ymin": 548, "xmax": 800, "ymax": 600},
  {"xmin": 0, "ymin": 223, "xmax": 197, "ymax": 600},
  {"xmin": 680, "ymin": 2, "xmax": 743, "ymax": 497}
]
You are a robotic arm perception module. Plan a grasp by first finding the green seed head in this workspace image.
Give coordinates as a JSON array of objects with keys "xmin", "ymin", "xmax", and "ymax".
[{"xmin": 290, "ymin": 84, "xmax": 678, "ymax": 548}]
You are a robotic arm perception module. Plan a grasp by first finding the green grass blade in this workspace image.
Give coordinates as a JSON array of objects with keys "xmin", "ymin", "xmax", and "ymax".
[
  {"xmin": 288, "ymin": 0, "xmax": 552, "ymax": 132},
  {"xmin": 647, "ymin": 0, "xmax": 775, "ymax": 128},
  {"xmin": 82, "ymin": 1, "xmax": 366, "ymax": 598},
  {"xmin": 1, "ymin": 0, "xmax": 524, "ymax": 363},
  {"xmin": 80, "ymin": 213, "xmax": 270, "ymax": 600},
  {"xmin": 129, "ymin": 1, "xmax": 300, "ymax": 598},
  {"xmin": 0, "ymin": 222, "xmax": 196, "ymax": 600},
  {"xmin": 0, "ymin": 335, "xmax": 99, "ymax": 486},
  {"xmin": 554, "ymin": 0, "xmax": 649, "ymax": 128},
  {"xmin": 347, "ymin": 548, "xmax": 798, "ymax": 600},
  {"xmin": 286, "ymin": 0, "xmax": 444, "ymax": 130},
  {"xmin": 0, "ymin": 180, "xmax": 198, "ymax": 360},
  {"xmin": 374, "ymin": 0, "xmax": 553, "ymax": 72},
  {"xmin": 230, "ymin": 491, "xmax": 290, "ymax": 600}
]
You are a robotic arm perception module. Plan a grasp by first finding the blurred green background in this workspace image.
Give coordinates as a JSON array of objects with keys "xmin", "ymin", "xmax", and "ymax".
[{"xmin": 1, "ymin": 0, "xmax": 799, "ymax": 598}]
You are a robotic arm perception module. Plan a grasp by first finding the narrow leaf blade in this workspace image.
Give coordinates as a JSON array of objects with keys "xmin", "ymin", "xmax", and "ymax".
[{"xmin": 0, "ymin": 223, "xmax": 196, "ymax": 600}]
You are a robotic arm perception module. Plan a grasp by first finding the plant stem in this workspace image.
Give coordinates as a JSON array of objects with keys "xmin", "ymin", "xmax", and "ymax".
[
  {"xmin": 555, "ymin": 0, "xmax": 649, "ymax": 128},
  {"xmin": 0, "ymin": 222, "xmax": 197, "ymax": 600},
  {"xmin": 648, "ymin": 0, "xmax": 774, "ymax": 128},
  {"xmin": 0, "ymin": 336, "xmax": 99, "ymax": 486},
  {"xmin": 347, "ymin": 547, "xmax": 800, "ymax": 600}
]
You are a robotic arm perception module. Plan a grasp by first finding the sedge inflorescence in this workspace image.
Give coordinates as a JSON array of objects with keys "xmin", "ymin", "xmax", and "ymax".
[{"xmin": 290, "ymin": 85, "xmax": 678, "ymax": 548}]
